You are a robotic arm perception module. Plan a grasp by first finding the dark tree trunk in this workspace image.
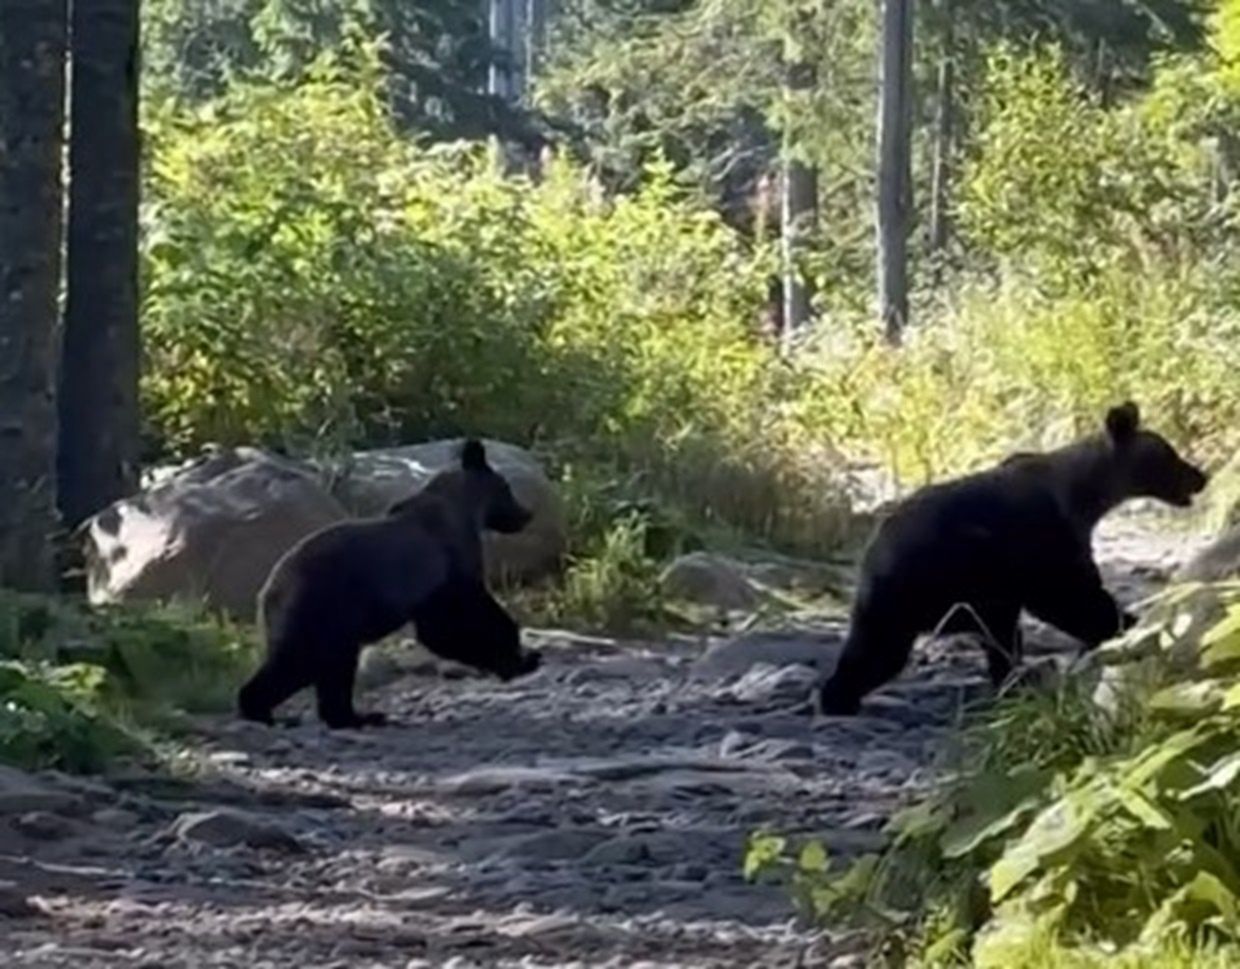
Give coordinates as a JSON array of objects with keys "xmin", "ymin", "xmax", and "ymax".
[
  {"xmin": 928, "ymin": 0, "xmax": 954, "ymax": 257},
  {"xmin": 0, "ymin": 0, "xmax": 68, "ymax": 591},
  {"xmin": 780, "ymin": 34, "xmax": 818, "ymax": 342},
  {"xmin": 59, "ymin": 0, "xmax": 142, "ymax": 529},
  {"xmin": 876, "ymin": 0, "xmax": 914, "ymax": 343}
]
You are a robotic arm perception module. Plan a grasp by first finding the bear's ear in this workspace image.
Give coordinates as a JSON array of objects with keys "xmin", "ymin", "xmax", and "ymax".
[
  {"xmin": 1105, "ymin": 401, "xmax": 1141, "ymax": 443},
  {"xmin": 460, "ymin": 438, "xmax": 488, "ymax": 471}
]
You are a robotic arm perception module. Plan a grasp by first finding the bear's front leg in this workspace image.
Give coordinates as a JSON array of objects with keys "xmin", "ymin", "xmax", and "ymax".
[{"xmin": 1023, "ymin": 563, "xmax": 1128, "ymax": 652}]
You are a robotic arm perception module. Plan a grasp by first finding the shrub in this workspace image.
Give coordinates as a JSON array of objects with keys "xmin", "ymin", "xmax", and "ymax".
[
  {"xmin": 745, "ymin": 581, "xmax": 1240, "ymax": 966},
  {"xmin": 0, "ymin": 591, "xmax": 257, "ymax": 771}
]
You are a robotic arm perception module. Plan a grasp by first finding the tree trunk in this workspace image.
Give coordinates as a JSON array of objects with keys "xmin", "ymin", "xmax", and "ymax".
[
  {"xmin": 928, "ymin": 0, "xmax": 954, "ymax": 257},
  {"xmin": 526, "ymin": 0, "xmax": 547, "ymax": 84},
  {"xmin": 59, "ymin": 0, "xmax": 142, "ymax": 529},
  {"xmin": 780, "ymin": 35, "xmax": 818, "ymax": 343},
  {"xmin": 876, "ymin": 0, "xmax": 914, "ymax": 344},
  {"xmin": 0, "ymin": 0, "xmax": 68, "ymax": 591}
]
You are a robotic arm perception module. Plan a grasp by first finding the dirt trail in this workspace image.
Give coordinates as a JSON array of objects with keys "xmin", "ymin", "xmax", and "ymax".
[{"xmin": 0, "ymin": 513, "xmax": 1206, "ymax": 968}]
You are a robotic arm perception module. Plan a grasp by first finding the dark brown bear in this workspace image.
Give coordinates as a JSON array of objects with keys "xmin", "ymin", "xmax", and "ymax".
[
  {"xmin": 818, "ymin": 402, "xmax": 1208, "ymax": 716},
  {"xmin": 237, "ymin": 439, "xmax": 539, "ymax": 728}
]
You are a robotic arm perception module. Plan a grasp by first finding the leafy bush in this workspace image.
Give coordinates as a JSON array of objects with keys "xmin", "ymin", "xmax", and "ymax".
[
  {"xmin": 142, "ymin": 49, "xmax": 854, "ymax": 551},
  {"xmin": 745, "ymin": 581, "xmax": 1240, "ymax": 966},
  {"xmin": 0, "ymin": 591, "xmax": 256, "ymax": 770}
]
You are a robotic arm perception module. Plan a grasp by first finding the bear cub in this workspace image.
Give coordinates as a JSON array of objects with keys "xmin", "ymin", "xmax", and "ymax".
[
  {"xmin": 818, "ymin": 402, "xmax": 1207, "ymax": 716},
  {"xmin": 237, "ymin": 439, "xmax": 540, "ymax": 728}
]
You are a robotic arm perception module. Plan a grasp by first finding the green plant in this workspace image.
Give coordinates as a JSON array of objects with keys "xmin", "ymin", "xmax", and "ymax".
[
  {"xmin": 541, "ymin": 513, "xmax": 667, "ymax": 635},
  {"xmin": 746, "ymin": 581, "xmax": 1240, "ymax": 966},
  {"xmin": 0, "ymin": 591, "xmax": 258, "ymax": 771}
]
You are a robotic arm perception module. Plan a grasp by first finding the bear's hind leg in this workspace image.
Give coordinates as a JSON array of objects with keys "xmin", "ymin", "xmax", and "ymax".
[
  {"xmin": 817, "ymin": 616, "xmax": 918, "ymax": 716},
  {"xmin": 314, "ymin": 641, "xmax": 387, "ymax": 729}
]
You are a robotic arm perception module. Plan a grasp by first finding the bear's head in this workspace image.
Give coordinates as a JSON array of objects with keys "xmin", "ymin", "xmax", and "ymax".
[
  {"xmin": 408, "ymin": 439, "xmax": 533, "ymax": 534},
  {"xmin": 1104, "ymin": 402, "xmax": 1208, "ymax": 508},
  {"xmin": 458, "ymin": 439, "xmax": 534, "ymax": 533}
]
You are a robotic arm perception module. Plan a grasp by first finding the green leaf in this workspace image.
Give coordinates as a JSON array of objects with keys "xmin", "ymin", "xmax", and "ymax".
[
  {"xmin": 1148, "ymin": 680, "xmax": 1224, "ymax": 717},
  {"xmin": 1201, "ymin": 607, "xmax": 1240, "ymax": 669},
  {"xmin": 988, "ymin": 789, "xmax": 1099, "ymax": 903},
  {"xmin": 1179, "ymin": 751, "xmax": 1240, "ymax": 800},
  {"xmin": 798, "ymin": 839, "xmax": 828, "ymax": 874}
]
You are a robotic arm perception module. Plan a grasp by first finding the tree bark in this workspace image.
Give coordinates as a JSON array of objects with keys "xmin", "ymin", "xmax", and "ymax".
[
  {"xmin": 0, "ymin": 0, "xmax": 68, "ymax": 591},
  {"xmin": 59, "ymin": 0, "xmax": 142, "ymax": 529},
  {"xmin": 928, "ymin": 0, "xmax": 954, "ymax": 257},
  {"xmin": 780, "ymin": 35, "xmax": 818, "ymax": 342},
  {"xmin": 876, "ymin": 0, "xmax": 914, "ymax": 344}
]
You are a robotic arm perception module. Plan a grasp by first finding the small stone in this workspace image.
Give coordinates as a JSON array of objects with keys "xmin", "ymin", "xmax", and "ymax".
[
  {"xmin": 169, "ymin": 809, "xmax": 303, "ymax": 852},
  {"xmin": 92, "ymin": 807, "xmax": 141, "ymax": 830},
  {"xmin": 693, "ymin": 629, "xmax": 844, "ymax": 680},
  {"xmin": 0, "ymin": 880, "xmax": 35, "ymax": 917},
  {"xmin": 719, "ymin": 730, "xmax": 753, "ymax": 758},
  {"xmin": 437, "ymin": 767, "xmax": 579, "ymax": 796},
  {"xmin": 0, "ymin": 765, "xmax": 82, "ymax": 815},
  {"xmin": 727, "ymin": 663, "xmax": 819, "ymax": 704},
  {"xmin": 583, "ymin": 836, "xmax": 652, "ymax": 866},
  {"xmin": 670, "ymin": 862, "xmax": 709, "ymax": 882},
  {"xmin": 12, "ymin": 810, "xmax": 75, "ymax": 840}
]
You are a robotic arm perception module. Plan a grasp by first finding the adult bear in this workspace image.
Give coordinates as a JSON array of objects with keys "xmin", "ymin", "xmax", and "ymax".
[
  {"xmin": 817, "ymin": 402, "xmax": 1208, "ymax": 716},
  {"xmin": 237, "ymin": 439, "xmax": 541, "ymax": 728}
]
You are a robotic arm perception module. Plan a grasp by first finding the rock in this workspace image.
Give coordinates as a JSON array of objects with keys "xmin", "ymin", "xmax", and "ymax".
[
  {"xmin": 731, "ymin": 738, "xmax": 814, "ymax": 762},
  {"xmin": 0, "ymin": 765, "xmax": 81, "ymax": 815},
  {"xmin": 727, "ymin": 663, "xmax": 819, "ymax": 705},
  {"xmin": 325, "ymin": 438, "xmax": 566, "ymax": 584},
  {"xmin": 91, "ymin": 808, "xmax": 140, "ymax": 830},
  {"xmin": 582, "ymin": 836, "xmax": 652, "ymax": 866},
  {"xmin": 82, "ymin": 447, "xmax": 346, "ymax": 620},
  {"xmin": 0, "ymin": 880, "xmax": 34, "ymax": 918},
  {"xmin": 1177, "ymin": 524, "xmax": 1240, "ymax": 582},
  {"xmin": 659, "ymin": 553, "xmax": 759, "ymax": 611},
  {"xmin": 692, "ymin": 629, "xmax": 844, "ymax": 680},
  {"xmin": 494, "ymin": 829, "xmax": 609, "ymax": 861},
  {"xmin": 436, "ymin": 767, "xmax": 580, "ymax": 796},
  {"xmin": 169, "ymin": 809, "xmax": 303, "ymax": 852},
  {"xmin": 11, "ymin": 811, "xmax": 76, "ymax": 840}
]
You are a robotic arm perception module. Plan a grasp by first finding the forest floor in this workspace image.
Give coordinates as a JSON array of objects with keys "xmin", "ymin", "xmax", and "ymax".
[{"xmin": 0, "ymin": 511, "xmax": 1206, "ymax": 968}]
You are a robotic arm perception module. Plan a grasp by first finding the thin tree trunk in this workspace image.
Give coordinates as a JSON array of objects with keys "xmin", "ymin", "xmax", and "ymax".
[
  {"xmin": 928, "ymin": 0, "xmax": 954, "ymax": 257},
  {"xmin": 59, "ymin": 0, "xmax": 141, "ymax": 529},
  {"xmin": 526, "ymin": 0, "xmax": 547, "ymax": 83},
  {"xmin": 780, "ymin": 32, "xmax": 818, "ymax": 342},
  {"xmin": 876, "ymin": 0, "xmax": 914, "ymax": 344},
  {"xmin": 0, "ymin": 0, "xmax": 68, "ymax": 591}
]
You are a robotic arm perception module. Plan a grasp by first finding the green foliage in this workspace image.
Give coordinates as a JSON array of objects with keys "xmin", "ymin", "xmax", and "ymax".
[
  {"xmin": 142, "ymin": 56, "xmax": 856, "ymax": 551},
  {"xmin": 544, "ymin": 513, "xmax": 668, "ymax": 635},
  {"xmin": 142, "ymin": 0, "xmax": 528, "ymax": 143},
  {"xmin": 745, "ymin": 582, "xmax": 1240, "ymax": 966},
  {"xmin": 0, "ymin": 591, "xmax": 256, "ymax": 771}
]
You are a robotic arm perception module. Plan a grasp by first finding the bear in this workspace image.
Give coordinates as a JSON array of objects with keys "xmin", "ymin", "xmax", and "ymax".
[
  {"xmin": 237, "ymin": 438, "xmax": 539, "ymax": 728},
  {"xmin": 817, "ymin": 402, "xmax": 1208, "ymax": 716}
]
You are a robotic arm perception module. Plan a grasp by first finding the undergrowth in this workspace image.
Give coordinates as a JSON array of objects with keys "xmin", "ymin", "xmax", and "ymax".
[
  {"xmin": 746, "ymin": 581, "xmax": 1240, "ymax": 967},
  {"xmin": 0, "ymin": 591, "xmax": 256, "ymax": 772}
]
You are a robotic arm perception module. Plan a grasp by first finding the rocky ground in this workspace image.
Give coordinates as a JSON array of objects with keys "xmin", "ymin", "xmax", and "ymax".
[{"xmin": 0, "ymin": 513, "xmax": 1207, "ymax": 968}]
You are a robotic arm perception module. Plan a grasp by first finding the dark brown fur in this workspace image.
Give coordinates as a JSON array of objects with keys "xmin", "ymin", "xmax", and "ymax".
[
  {"xmin": 237, "ymin": 440, "xmax": 537, "ymax": 728},
  {"xmin": 818, "ymin": 403, "xmax": 1208, "ymax": 715}
]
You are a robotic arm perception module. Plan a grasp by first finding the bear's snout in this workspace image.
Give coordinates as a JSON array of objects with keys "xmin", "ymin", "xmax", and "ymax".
[
  {"xmin": 1171, "ymin": 463, "xmax": 1209, "ymax": 506},
  {"xmin": 490, "ymin": 502, "xmax": 534, "ymax": 534}
]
